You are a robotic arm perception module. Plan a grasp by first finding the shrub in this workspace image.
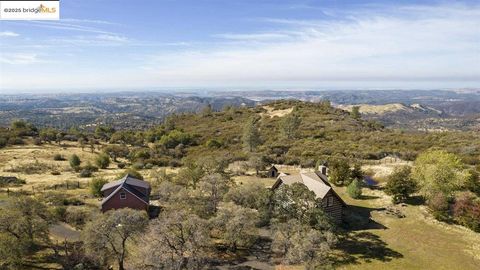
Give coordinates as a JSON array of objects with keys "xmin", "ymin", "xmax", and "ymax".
[
  {"xmin": 53, "ymin": 206, "xmax": 67, "ymax": 221},
  {"xmin": 347, "ymin": 179, "xmax": 362, "ymax": 199},
  {"xmin": 0, "ymin": 137, "xmax": 7, "ymax": 148},
  {"xmin": 428, "ymin": 193, "xmax": 450, "ymax": 221},
  {"xmin": 206, "ymin": 139, "xmax": 222, "ymax": 148},
  {"xmin": 464, "ymin": 169, "xmax": 480, "ymax": 196},
  {"xmin": 79, "ymin": 169, "xmax": 93, "ymax": 178},
  {"xmin": 385, "ymin": 166, "xmax": 417, "ymax": 203},
  {"xmin": 53, "ymin": 154, "xmax": 65, "ymax": 161},
  {"xmin": 144, "ymin": 163, "xmax": 154, "ymax": 169},
  {"xmin": 83, "ymin": 162, "xmax": 99, "ymax": 172},
  {"xmin": 132, "ymin": 162, "xmax": 145, "ymax": 170},
  {"xmin": 66, "ymin": 207, "xmax": 89, "ymax": 230},
  {"xmin": 90, "ymin": 177, "xmax": 108, "ymax": 197},
  {"xmin": 452, "ymin": 192, "xmax": 480, "ymax": 232},
  {"xmin": 95, "ymin": 153, "xmax": 110, "ymax": 169},
  {"xmin": 69, "ymin": 154, "xmax": 81, "ymax": 169},
  {"xmin": 117, "ymin": 162, "xmax": 126, "ymax": 169},
  {"xmin": 117, "ymin": 168, "xmax": 143, "ymax": 180},
  {"xmin": 329, "ymin": 159, "xmax": 352, "ymax": 186},
  {"xmin": 0, "ymin": 176, "xmax": 26, "ymax": 187}
]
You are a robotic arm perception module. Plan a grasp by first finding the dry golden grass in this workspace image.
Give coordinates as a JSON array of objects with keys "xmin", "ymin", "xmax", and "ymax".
[
  {"xmin": 0, "ymin": 143, "xmax": 159, "ymax": 191},
  {"xmin": 337, "ymin": 103, "xmax": 408, "ymax": 115},
  {"xmin": 261, "ymin": 106, "xmax": 293, "ymax": 118}
]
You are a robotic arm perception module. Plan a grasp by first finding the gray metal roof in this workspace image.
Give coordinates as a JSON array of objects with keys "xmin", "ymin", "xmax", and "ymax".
[
  {"xmin": 100, "ymin": 174, "xmax": 151, "ymax": 206},
  {"xmin": 100, "ymin": 174, "xmax": 150, "ymax": 191},
  {"xmin": 276, "ymin": 171, "xmax": 333, "ymax": 199}
]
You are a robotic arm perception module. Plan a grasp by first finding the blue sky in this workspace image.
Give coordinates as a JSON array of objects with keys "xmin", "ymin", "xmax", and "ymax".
[{"xmin": 0, "ymin": 0, "xmax": 479, "ymax": 92}]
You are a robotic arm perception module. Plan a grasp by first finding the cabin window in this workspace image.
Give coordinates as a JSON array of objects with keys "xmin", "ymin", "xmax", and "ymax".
[
  {"xmin": 327, "ymin": 196, "xmax": 334, "ymax": 206},
  {"xmin": 120, "ymin": 192, "xmax": 126, "ymax": 200}
]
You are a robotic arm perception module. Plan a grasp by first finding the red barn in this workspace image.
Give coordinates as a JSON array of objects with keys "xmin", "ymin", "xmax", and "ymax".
[{"xmin": 100, "ymin": 174, "xmax": 151, "ymax": 212}]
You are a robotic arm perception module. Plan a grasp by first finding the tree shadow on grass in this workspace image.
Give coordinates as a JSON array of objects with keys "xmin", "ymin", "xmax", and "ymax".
[
  {"xmin": 404, "ymin": 195, "xmax": 425, "ymax": 206},
  {"xmin": 358, "ymin": 194, "xmax": 380, "ymax": 200},
  {"xmin": 334, "ymin": 231, "xmax": 403, "ymax": 266},
  {"xmin": 343, "ymin": 205, "xmax": 387, "ymax": 231}
]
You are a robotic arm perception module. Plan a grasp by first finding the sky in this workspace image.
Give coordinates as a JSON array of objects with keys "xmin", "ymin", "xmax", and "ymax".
[{"xmin": 0, "ymin": 0, "xmax": 479, "ymax": 93}]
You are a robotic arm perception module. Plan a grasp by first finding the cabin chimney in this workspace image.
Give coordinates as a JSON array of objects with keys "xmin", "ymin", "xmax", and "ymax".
[{"xmin": 318, "ymin": 162, "xmax": 328, "ymax": 176}]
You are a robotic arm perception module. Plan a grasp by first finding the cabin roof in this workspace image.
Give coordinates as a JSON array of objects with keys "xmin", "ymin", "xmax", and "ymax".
[{"xmin": 273, "ymin": 171, "xmax": 346, "ymax": 205}]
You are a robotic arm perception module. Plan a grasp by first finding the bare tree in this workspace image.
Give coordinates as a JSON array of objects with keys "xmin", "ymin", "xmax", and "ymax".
[
  {"xmin": 83, "ymin": 209, "xmax": 148, "ymax": 270},
  {"xmin": 134, "ymin": 210, "xmax": 210, "ymax": 270},
  {"xmin": 212, "ymin": 202, "xmax": 259, "ymax": 251}
]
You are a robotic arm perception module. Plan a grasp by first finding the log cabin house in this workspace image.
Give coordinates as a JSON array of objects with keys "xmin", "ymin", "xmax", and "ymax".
[
  {"xmin": 100, "ymin": 174, "xmax": 151, "ymax": 212},
  {"xmin": 272, "ymin": 170, "xmax": 346, "ymax": 223}
]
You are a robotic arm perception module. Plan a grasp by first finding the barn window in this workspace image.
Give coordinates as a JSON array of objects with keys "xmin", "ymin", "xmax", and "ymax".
[
  {"xmin": 327, "ymin": 196, "xmax": 334, "ymax": 206},
  {"xmin": 120, "ymin": 192, "xmax": 126, "ymax": 200}
]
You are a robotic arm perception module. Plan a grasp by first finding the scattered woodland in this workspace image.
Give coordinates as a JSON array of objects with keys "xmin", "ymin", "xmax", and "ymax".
[{"xmin": 0, "ymin": 100, "xmax": 479, "ymax": 270}]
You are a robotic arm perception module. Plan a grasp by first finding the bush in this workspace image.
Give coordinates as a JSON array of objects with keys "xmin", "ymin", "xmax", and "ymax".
[
  {"xmin": 132, "ymin": 162, "xmax": 144, "ymax": 170},
  {"xmin": 53, "ymin": 206, "xmax": 68, "ymax": 221},
  {"xmin": 329, "ymin": 159, "xmax": 352, "ymax": 186},
  {"xmin": 206, "ymin": 139, "xmax": 222, "ymax": 148},
  {"xmin": 144, "ymin": 163, "xmax": 154, "ymax": 169},
  {"xmin": 428, "ymin": 193, "xmax": 450, "ymax": 221},
  {"xmin": 452, "ymin": 192, "xmax": 480, "ymax": 232},
  {"xmin": 0, "ymin": 137, "xmax": 7, "ymax": 148},
  {"xmin": 65, "ymin": 207, "xmax": 89, "ymax": 230},
  {"xmin": 79, "ymin": 169, "xmax": 93, "ymax": 178},
  {"xmin": 0, "ymin": 176, "xmax": 26, "ymax": 187},
  {"xmin": 117, "ymin": 162, "xmax": 126, "ymax": 169},
  {"xmin": 118, "ymin": 168, "xmax": 143, "ymax": 180},
  {"xmin": 69, "ymin": 154, "xmax": 81, "ymax": 169},
  {"xmin": 347, "ymin": 179, "xmax": 362, "ymax": 199},
  {"xmin": 83, "ymin": 162, "xmax": 99, "ymax": 172},
  {"xmin": 53, "ymin": 154, "xmax": 65, "ymax": 161},
  {"xmin": 90, "ymin": 177, "xmax": 108, "ymax": 197},
  {"xmin": 385, "ymin": 166, "xmax": 417, "ymax": 203},
  {"xmin": 95, "ymin": 153, "xmax": 110, "ymax": 169}
]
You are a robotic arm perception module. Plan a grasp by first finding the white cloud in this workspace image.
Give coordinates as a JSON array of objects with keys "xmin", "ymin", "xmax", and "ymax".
[
  {"xmin": 0, "ymin": 31, "xmax": 19, "ymax": 37},
  {"xmin": 0, "ymin": 53, "xmax": 39, "ymax": 65},
  {"xmin": 213, "ymin": 33, "xmax": 291, "ymax": 41},
  {"xmin": 142, "ymin": 3, "xmax": 480, "ymax": 87}
]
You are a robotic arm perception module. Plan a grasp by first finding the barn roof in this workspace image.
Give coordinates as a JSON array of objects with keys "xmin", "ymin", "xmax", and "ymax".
[
  {"xmin": 100, "ymin": 174, "xmax": 150, "ymax": 191},
  {"xmin": 100, "ymin": 174, "xmax": 150, "ymax": 206},
  {"xmin": 273, "ymin": 171, "xmax": 345, "ymax": 205}
]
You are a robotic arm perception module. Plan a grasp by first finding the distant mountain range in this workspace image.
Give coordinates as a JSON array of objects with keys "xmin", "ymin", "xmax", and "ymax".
[{"xmin": 0, "ymin": 89, "xmax": 479, "ymax": 131}]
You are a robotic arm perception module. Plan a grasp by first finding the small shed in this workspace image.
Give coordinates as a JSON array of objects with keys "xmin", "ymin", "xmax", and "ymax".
[{"xmin": 267, "ymin": 165, "xmax": 279, "ymax": 178}]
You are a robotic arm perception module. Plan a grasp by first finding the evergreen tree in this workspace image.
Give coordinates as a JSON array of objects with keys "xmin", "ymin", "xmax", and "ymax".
[
  {"xmin": 329, "ymin": 159, "xmax": 351, "ymax": 186},
  {"xmin": 351, "ymin": 106, "xmax": 361, "ymax": 120},
  {"xmin": 282, "ymin": 113, "xmax": 302, "ymax": 139},
  {"xmin": 347, "ymin": 179, "xmax": 362, "ymax": 199},
  {"xmin": 69, "ymin": 154, "xmax": 81, "ymax": 169},
  {"xmin": 242, "ymin": 117, "xmax": 261, "ymax": 152}
]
